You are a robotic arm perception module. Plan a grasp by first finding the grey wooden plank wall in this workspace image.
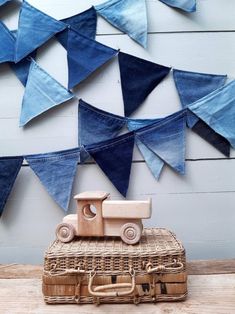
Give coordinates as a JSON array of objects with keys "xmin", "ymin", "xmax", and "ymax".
[{"xmin": 0, "ymin": 0, "xmax": 235, "ymax": 264}]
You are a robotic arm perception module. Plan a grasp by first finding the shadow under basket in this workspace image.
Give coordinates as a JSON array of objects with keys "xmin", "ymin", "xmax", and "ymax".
[{"xmin": 42, "ymin": 228, "xmax": 187, "ymax": 305}]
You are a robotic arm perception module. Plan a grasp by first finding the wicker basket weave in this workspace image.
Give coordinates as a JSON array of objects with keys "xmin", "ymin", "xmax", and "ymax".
[{"xmin": 43, "ymin": 228, "xmax": 187, "ymax": 304}]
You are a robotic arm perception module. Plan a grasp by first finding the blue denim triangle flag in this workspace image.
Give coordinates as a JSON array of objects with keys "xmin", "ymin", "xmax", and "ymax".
[
  {"xmin": 15, "ymin": 1, "xmax": 66, "ymax": 62},
  {"xmin": 0, "ymin": 156, "xmax": 23, "ymax": 216},
  {"xmin": 127, "ymin": 119, "xmax": 164, "ymax": 180},
  {"xmin": 67, "ymin": 29, "xmax": 118, "ymax": 89},
  {"xmin": 173, "ymin": 69, "xmax": 227, "ymax": 127},
  {"xmin": 79, "ymin": 99, "xmax": 126, "ymax": 146},
  {"xmin": 86, "ymin": 132, "xmax": 134, "ymax": 196},
  {"xmin": 25, "ymin": 148, "xmax": 80, "ymax": 211},
  {"xmin": 136, "ymin": 110, "xmax": 187, "ymax": 174},
  {"xmin": 159, "ymin": 0, "xmax": 196, "ymax": 12},
  {"xmin": 95, "ymin": 0, "xmax": 147, "ymax": 47},
  {"xmin": 119, "ymin": 52, "xmax": 171, "ymax": 116},
  {"xmin": 20, "ymin": 60, "xmax": 74, "ymax": 127},
  {"xmin": 173, "ymin": 69, "xmax": 229, "ymax": 156},
  {"xmin": 0, "ymin": 0, "xmax": 10, "ymax": 6},
  {"xmin": 0, "ymin": 21, "xmax": 15, "ymax": 63},
  {"xmin": 188, "ymin": 80, "xmax": 235, "ymax": 149},
  {"xmin": 57, "ymin": 7, "xmax": 97, "ymax": 49}
]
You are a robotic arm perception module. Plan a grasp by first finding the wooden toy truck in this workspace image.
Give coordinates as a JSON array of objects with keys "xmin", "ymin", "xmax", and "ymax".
[{"xmin": 56, "ymin": 191, "xmax": 152, "ymax": 245}]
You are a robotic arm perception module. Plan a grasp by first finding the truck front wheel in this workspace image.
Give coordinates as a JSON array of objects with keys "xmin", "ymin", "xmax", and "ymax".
[
  {"xmin": 56, "ymin": 223, "xmax": 75, "ymax": 243},
  {"xmin": 120, "ymin": 223, "xmax": 142, "ymax": 245}
]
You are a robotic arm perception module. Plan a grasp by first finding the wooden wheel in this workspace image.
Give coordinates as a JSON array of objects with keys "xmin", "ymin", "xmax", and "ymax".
[
  {"xmin": 56, "ymin": 223, "xmax": 75, "ymax": 243},
  {"xmin": 120, "ymin": 223, "xmax": 142, "ymax": 245}
]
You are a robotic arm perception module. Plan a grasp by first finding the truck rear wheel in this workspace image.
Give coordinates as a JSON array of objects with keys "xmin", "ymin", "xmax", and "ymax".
[
  {"xmin": 56, "ymin": 223, "xmax": 75, "ymax": 243},
  {"xmin": 120, "ymin": 223, "xmax": 141, "ymax": 245}
]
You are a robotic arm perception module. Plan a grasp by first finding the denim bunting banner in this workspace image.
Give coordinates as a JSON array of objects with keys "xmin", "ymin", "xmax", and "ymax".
[
  {"xmin": 0, "ymin": 156, "xmax": 23, "ymax": 216},
  {"xmin": 159, "ymin": 0, "xmax": 196, "ymax": 12},
  {"xmin": 127, "ymin": 119, "xmax": 164, "ymax": 180},
  {"xmin": 67, "ymin": 28, "xmax": 118, "ymax": 89},
  {"xmin": 188, "ymin": 80, "xmax": 235, "ymax": 149},
  {"xmin": 20, "ymin": 60, "xmax": 74, "ymax": 127},
  {"xmin": 79, "ymin": 99, "xmax": 126, "ymax": 146},
  {"xmin": 119, "ymin": 52, "xmax": 171, "ymax": 116},
  {"xmin": 57, "ymin": 7, "xmax": 97, "ymax": 49},
  {"xmin": 15, "ymin": 0, "xmax": 66, "ymax": 62},
  {"xmin": 95, "ymin": 0, "xmax": 147, "ymax": 48},
  {"xmin": 0, "ymin": 21, "xmax": 15, "ymax": 63},
  {"xmin": 86, "ymin": 132, "xmax": 135, "ymax": 197},
  {"xmin": 136, "ymin": 110, "xmax": 187, "ymax": 174},
  {"xmin": 25, "ymin": 148, "xmax": 80, "ymax": 211}
]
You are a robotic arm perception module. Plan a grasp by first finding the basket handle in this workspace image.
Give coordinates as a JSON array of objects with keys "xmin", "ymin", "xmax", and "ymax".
[
  {"xmin": 146, "ymin": 260, "xmax": 184, "ymax": 274},
  {"xmin": 88, "ymin": 268, "xmax": 136, "ymax": 297}
]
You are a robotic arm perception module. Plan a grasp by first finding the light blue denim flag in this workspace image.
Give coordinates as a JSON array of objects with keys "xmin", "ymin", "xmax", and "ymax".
[
  {"xmin": 79, "ymin": 99, "xmax": 126, "ymax": 146},
  {"xmin": 86, "ymin": 132, "xmax": 135, "ymax": 197},
  {"xmin": 67, "ymin": 28, "xmax": 118, "ymax": 89},
  {"xmin": 0, "ymin": 21, "xmax": 15, "ymax": 63},
  {"xmin": 127, "ymin": 119, "xmax": 164, "ymax": 180},
  {"xmin": 15, "ymin": 1, "xmax": 67, "ymax": 62},
  {"xmin": 20, "ymin": 60, "xmax": 74, "ymax": 127},
  {"xmin": 57, "ymin": 7, "xmax": 97, "ymax": 49},
  {"xmin": 159, "ymin": 0, "xmax": 196, "ymax": 12},
  {"xmin": 119, "ymin": 52, "xmax": 171, "ymax": 116},
  {"xmin": 95, "ymin": 0, "xmax": 147, "ymax": 48},
  {"xmin": 173, "ymin": 69, "xmax": 227, "ymax": 128},
  {"xmin": 136, "ymin": 110, "xmax": 187, "ymax": 174},
  {"xmin": 0, "ymin": 156, "xmax": 23, "ymax": 217},
  {"xmin": 188, "ymin": 80, "xmax": 235, "ymax": 149},
  {"xmin": 25, "ymin": 148, "xmax": 80, "ymax": 211}
]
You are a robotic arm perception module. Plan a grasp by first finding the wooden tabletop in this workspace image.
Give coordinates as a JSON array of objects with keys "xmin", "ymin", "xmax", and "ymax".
[{"xmin": 0, "ymin": 260, "xmax": 235, "ymax": 314}]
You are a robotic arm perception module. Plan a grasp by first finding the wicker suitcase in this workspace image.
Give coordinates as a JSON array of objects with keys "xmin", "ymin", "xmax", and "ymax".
[{"xmin": 42, "ymin": 228, "xmax": 187, "ymax": 304}]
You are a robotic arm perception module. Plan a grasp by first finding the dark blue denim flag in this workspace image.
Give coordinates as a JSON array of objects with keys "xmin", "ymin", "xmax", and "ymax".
[
  {"xmin": 95, "ymin": 0, "xmax": 147, "ymax": 48},
  {"xmin": 127, "ymin": 119, "xmax": 164, "ymax": 180},
  {"xmin": 20, "ymin": 60, "xmax": 74, "ymax": 127},
  {"xmin": 25, "ymin": 148, "xmax": 80, "ymax": 211},
  {"xmin": 188, "ymin": 80, "xmax": 235, "ymax": 149},
  {"xmin": 0, "ymin": 0, "xmax": 10, "ymax": 6},
  {"xmin": 159, "ymin": 0, "xmax": 196, "ymax": 12},
  {"xmin": 0, "ymin": 21, "xmax": 15, "ymax": 63},
  {"xmin": 191, "ymin": 119, "xmax": 230, "ymax": 157},
  {"xmin": 9, "ymin": 51, "xmax": 37, "ymax": 86},
  {"xmin": 79, "ymin": 99, "xmax": 126, "ymax": 146},
  {"xmin": 86, "ymin": 132, "xmax": 134, "ymax": 197},
  {"xmin": 0, "ymin": 156, "xmax": 23, "ymax": 216},
  {"xmin": 173, "ymin": 69, "xmax": 227, "ymax": 127},
  {"xmin": 173, "ymin": 69, "xmax": 230, "ymax": 155},
  {"xmin": 67, "ymin": 28, "xmax": 118, "ymax": 89},
  {"xmin": 136, "ymin": 110, "xmax": 187, "ymax": 174},
  {"xmin": 15, "ymin": 1, "xmax": 66, "ymax": 62},
  {"xmin": 57, "ymin": 7, "xmax": 97, "ymax": 49},
  {"xmin": 119, "ymin": 52, "xmax": 171, "ymax": 116}
]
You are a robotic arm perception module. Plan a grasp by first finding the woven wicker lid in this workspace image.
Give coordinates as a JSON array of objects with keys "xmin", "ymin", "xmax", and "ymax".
[{"xmin": 45, "ymin": 228, "xmax": 185, "ymax": 259}]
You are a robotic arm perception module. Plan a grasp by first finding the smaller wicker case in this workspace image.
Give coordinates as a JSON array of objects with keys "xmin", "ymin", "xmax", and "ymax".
[{"xmin": 42, "ymin": 228, "xmax": 187, "ymax": 304}]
